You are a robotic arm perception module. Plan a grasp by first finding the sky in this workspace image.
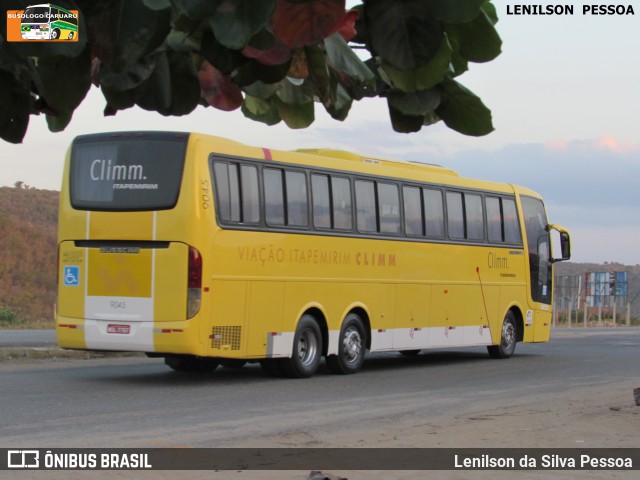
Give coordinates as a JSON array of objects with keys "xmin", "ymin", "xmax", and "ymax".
[{"xmin": 1, "ymin": 0, "xmax": 639, "ymax": 265}]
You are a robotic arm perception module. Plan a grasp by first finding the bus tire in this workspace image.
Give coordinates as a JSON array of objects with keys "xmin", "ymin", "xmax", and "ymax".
[
  {"xmin": 488, "ymin": 311, "xmax": 517, "ymax": 359},
  {"xmin": 279, "ymin": 314, "xmax": 322, "ymax": 378},
  {"xmin": 326, "ymin": 313, "xmax": 366, "ymax": 375},
  {"xmin": 51, "ymin": 28, "xmax": 60, "ymax": 40},
  {"xmin": 67, "ymin": 32, "xmax": 75, "ymax": 40},
  {"xmin": 164, "ymin": 355, "xmax": 219, "ymax": 373}
]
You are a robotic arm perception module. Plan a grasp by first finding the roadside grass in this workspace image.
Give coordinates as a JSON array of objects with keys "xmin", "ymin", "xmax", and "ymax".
[
  {"xmin": 0, "ymin": 348, "xmax": 144, "ymax": 362},
  {"xmin": 0, "ymin": 304, "xmax": 55, "ymax": 330},
  {"xmin": 0, "ymin": 319, "xmax": 55, "ymax": 330}
]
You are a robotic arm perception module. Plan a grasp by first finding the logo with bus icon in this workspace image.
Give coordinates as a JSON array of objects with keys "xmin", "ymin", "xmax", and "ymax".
[{"xmin": 6, "ymin": 3, "xmax": 79, "ymax": 42}]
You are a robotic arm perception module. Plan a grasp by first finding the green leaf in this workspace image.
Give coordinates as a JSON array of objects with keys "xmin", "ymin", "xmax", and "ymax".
[
  {"xmin": 324, "ymin": 83, "xmax": 352, "ymax": 121},
  {"xmin": 305, "ymin": 45, "xmax": 331, "ymax": 104},
  {"xmin": 46, "ymin": 110, "xmax": 73, "ymax": 132},
  {"xmin": 435, "ymin": 78, "xmax": 493, "ymax": 136},
  {"xmin": 233, "ymin": 59, "xmax": 291, "ymax": 86},
  {"xmin": 0, "ymin": 71, "xmax": 31, "ymax": 144},
  {"xmin": 483, "ymin": 1, "xmax": 499, "ymax": 24},
  {"xmin": 165, "ymin": 30, "xmax": 202, "ymax": 52},
  {"xmin": 135, "ymin": 52, "xmax": 172, "ymax": 112},
  {"xmin": 241, "ymin": 96, "xmax": 281, "ymax": 125},
  {"xmin": 243, "ymin": 81, "xmax": 280, "ymax": 100},
  {"xmin": 243, "ymin": 95, "xmax": 272, "ymax": 116},
  {"xmin": 379, "ymin": 35, "xmax": 452, "ymax": 92},
  {"xmin": 201, "ymin": 29, "xmax": 248, "ymax": 74},
  {"xmin": 143, "ymin": 0, "xmax": 171, "ymax": 10},
  {"xmin": 88, "ymin": 0, "xmax": 171, "ymax": 72},
  {"xmin": 364, "ymin": 0, "xmax": 443, "ymax": 70},
  {"xmin": 387, "ymin": 87, "xmax": 441, "ymax": 117},
  {"xmin": 273, "ymin": 96, "xmax": 314, "ymax": 128},
  {"xmin": 209, "ymin": 0, "xmax": 276, "ymax": 50},
  {"xmin": 37, "ymin": 48, "xmax": 91, "ymax": 113},
  {"xmin": 276, "ymin": 78, "xmax": 314, "ymax": 104},
  {"xmin": 324, "ymin": 33, "xmax": 375, "ymax": 82},
  {"xmin": 163, "ymin": 51, "xmax": 201, "ymax": 115},
  {"xmin": 445, "ymin": 10, "xmax": 502, "ymax": 63},
  {"xmin": 100, "ymin": 55, "xmax": 157, "ymax": 91},
  {"xmin": 425, "ymin": 0, "xmax": 486, "ymax": 23},
  {"xmin": 388, "ymin": 103, "xmax": 424, "ymax": 133}
]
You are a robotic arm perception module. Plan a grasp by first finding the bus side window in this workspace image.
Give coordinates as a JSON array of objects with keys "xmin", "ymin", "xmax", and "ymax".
[
  {"xmin": 486, "ymin": 196, "xmax": 503, "ymax": 243},
  {"xmin": 285, "ymin": 170, "xmax": 308, "ymax": 227},
  {"xmin": 264, "ymin": 168, "xmax": 285, "ymax": 226},
  {"xmin": 446, "ymin": 191, "xmax": 464, "ymax": 239},
  {"xmin": 213, "ymin": 162, "xmax": 240, "ymax": 222},
  {"xmin": 403, "ymin": 186, "xmax": 423, "ymax": 237},
  {"xmin": 332, "ymin": 177, "xmax": 352, "ymax": 230},
  {"xmin": 312, "ymin": 174, "xmax": 331, "ymax": 229},
  {"xmin": 355, "ymin": 180, "xmax": 377, "ymax": 233},
  {"xmin": 503, "ymin": 198, "xmax": 521, "ymax": 244},
  {"xmin": 424, "ymin": 188, "xmax": 444, "ymax": 238},
  {"xmin": 378, "ymin": 182, "xmax": 400, "ymax": 234},
  {"xmin": 465, "ymin": 193, "xmax": 485, "ymax": 241},
  {"xmin": 240, "ymin": 165, "xmax": 260, "ymax": 223}
]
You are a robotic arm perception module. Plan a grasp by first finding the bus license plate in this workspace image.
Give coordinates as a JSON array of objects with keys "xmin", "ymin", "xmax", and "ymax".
[{"xmin": 107, "ymin": 324, "xmax": 131, "ymax": 335}]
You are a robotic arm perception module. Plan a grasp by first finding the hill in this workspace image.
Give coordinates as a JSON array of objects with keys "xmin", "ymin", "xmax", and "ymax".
[{"xmin": 0, "ymin": 185, "xmax": 58, "ymax": 324}]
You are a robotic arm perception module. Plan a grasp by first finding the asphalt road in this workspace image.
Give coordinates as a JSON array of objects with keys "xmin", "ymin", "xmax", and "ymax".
[
  {"xmin": 0, "ymin": 329, "xmax": 57, "ymax": 347},
  {"xmin": 1, "ymin": 328, "xmax": 639, "ymax": 448}
]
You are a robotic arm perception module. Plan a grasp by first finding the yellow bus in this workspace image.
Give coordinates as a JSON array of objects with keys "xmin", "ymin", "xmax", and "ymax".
[{"xmin": 56, "ymin": 131, "xmax": 571, "ymax": 377}]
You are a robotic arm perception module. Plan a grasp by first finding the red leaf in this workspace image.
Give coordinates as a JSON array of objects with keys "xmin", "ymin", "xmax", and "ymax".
[
  {"xmin": 337, "ymin": 9, "xmax": 359, "ymax": 42},
  {"xmin": 198, "ymin": 61, "xmax": 243, "ymax": 111},
  {"xmin": 242, "ymin": 38, "xmax": 292, "ymax": 66},
  {"xmin": 273, "ymin": 0, "xmax": 347, "ymax": 48}
]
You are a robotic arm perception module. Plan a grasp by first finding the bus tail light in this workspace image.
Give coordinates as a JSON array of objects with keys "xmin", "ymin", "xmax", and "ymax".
[{"xmin": 187, "ymin": 246, "xmax": 202, "ymax": 319}]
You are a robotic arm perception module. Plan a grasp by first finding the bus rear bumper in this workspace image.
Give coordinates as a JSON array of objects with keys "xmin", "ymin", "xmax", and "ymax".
[{"xmin": 56, "ymin": 316, "xmax": 203, "ymax": 355}]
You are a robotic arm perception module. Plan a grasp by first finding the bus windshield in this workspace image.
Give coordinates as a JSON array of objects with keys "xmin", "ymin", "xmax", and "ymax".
[
  {"xmin": 70, "ymin": 133, "xmax": 188, "ymax": 211},
  {"xmin": 21, "ymin": 6, "xmax": 50, "ymax": 24}
]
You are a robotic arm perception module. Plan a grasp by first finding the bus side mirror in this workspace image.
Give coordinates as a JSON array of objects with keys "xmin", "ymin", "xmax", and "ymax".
[
  {"xmin": 559, "ymin": 231, "xmax": 571, "ymax": 261},
  {"xmin": 547, "ymin": 224, "xmax": 571, "ymax": 263}
]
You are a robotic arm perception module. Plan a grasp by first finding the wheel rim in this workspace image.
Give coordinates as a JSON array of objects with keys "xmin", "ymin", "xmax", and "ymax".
[
  {"xmin": 502, "ymin": 321, "xmax": 515, "ymax": 352},
  {"xmin": 297, "ymin": 328, "xmax": 318, "ymax": 368},
  {"xmin": 342, "ymin": 326, "xmax": 362, "ymax": 365}
]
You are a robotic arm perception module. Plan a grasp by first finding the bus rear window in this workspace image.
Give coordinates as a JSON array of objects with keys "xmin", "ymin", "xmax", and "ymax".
[{"xmin": 70, "ymin": 133, "xmax": 188, "ymax": 211}]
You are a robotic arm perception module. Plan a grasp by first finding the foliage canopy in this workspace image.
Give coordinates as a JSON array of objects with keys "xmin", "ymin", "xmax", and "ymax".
[{"xmin": 0, "ymin": 0, "xmax": 501, "ymax": 144}]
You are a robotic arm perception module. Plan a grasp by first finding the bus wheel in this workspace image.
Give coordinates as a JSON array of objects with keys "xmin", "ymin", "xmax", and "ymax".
[
  {"xmin": 488, "ymin": 311, "xmax": 517, "ymax": 359},
  {"xmin": 280, "ymin": 314, "xmax": 322, "ymax": 378},
  {"xmin": 326, "ymin": 313, "xmax": 366, "ymax": 375},
  {"xmin": 67, "ymin": 32, "xmax": 75, "ymax": 40},
  {"xmin": 51, "ymin": 29, "xmax": 60, "ymax": 40},
  {"xmin": 164, "ymin": 355, "xmax": 219, "ymax": 373}
]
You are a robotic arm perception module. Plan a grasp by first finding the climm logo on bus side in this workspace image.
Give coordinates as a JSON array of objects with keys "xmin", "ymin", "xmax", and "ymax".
[{"xmin": 6, "ymin": 4, "xmax": 79, "ymax": 42}]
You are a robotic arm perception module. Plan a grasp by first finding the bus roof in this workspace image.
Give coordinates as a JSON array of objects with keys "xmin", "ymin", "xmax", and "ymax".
[{"xmin": 295, "ymin": 148, "xmax": 459, "ymax": 177}]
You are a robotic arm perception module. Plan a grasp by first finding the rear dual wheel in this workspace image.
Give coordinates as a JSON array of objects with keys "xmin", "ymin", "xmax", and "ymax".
[
  {"xmin": 277, "ymin": 314, "xmax": 323, "ymax": 378},
  {"xmin": 326, "ymin": 313, "xmax": 366, "ymax": 375}
]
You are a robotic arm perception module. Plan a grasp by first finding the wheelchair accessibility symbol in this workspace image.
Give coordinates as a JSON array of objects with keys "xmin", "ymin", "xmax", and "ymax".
[{"xmin": 64, "ymin": 266, "xmax": 79, "ymax": 286}]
